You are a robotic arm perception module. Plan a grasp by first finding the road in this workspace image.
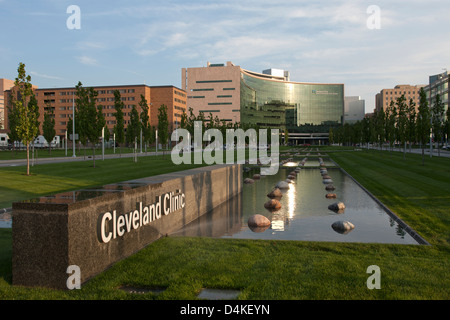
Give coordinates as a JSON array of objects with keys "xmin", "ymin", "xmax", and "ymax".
[
  {"xmin": 0, "ymin": 151, "xmax": 165, "ymax": 167},
  {"xmin": 365, "ymin": 146, "xmax": 450, "ymax": 158}
]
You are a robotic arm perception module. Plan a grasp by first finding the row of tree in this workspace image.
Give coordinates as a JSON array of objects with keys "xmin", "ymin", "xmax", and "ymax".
[
  {"xmin": 330, "ymin": 87, "xmax": 450, "ymax": 164},
  {"xmin": 6, "ymin": 63, "xmax": 174, "ymax": 174},
  {"xmin": 179, "ymin": 107, "xmax": 261, "ymax": 137}
]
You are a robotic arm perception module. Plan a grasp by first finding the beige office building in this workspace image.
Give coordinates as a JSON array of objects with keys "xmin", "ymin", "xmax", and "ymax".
[
  {"xmin": 182, "ymin": 61, "xmax": 242, "ymax": 123},
  {"xmin": 0, "ymin": 78, "xmax": 15, "ymax": 129},
  {"xmin": 375, "ymin": 84, "xmax": 426, "ymax": 113}
]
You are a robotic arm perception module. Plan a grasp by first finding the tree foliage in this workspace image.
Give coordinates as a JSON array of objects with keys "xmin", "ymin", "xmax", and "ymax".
[
  {"xmin": 431, "ymin": 93, "xmax": 445, "ymax": 155},
  {"xmin": 75, "ymin": 81, "xmax": 105, "ymax": 167},
  {"xmin": 113, "ymin": 90, "xmax": 125, "ymax": 154},
  {"xmin": 126, "ymin": 105, "xmax": 141, "ymax": 145},
  {"xmin": 139, "ymin": 95, "xmax": 151, "ymax": 149},
  {"xmin": 9, "ymin": 63, "xmax": 40, "ymax": 175},
  {"xmin": 328, "ymin": 88, "xmax": 435, "ymax": 165},
  {"xmin": 157, "ymin": 104, "xmax": 169, "ymax": 149},
  {"xmin": 42, "ymin": 106, "xmax": 56, "ymax": 154},
  {"xmin": 416, "ymin": 87, "xmax": 431, "ymax": 164}
]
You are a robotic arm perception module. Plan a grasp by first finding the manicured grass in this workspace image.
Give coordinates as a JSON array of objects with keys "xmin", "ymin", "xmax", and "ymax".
[
  {"xmin": 0, "ymin": 234, "xmax": 448, "ymax": 300},
  {"xmin": 0, "ymin": 147, "xmax": 449, "ymax": 300},
  {"xmin": 0, "ymin": 153, "xmax": 207, "ymax": 209}
]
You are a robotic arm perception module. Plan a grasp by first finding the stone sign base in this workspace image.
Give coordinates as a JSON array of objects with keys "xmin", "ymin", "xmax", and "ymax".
[{"xmin": 12, "ymin": 164, "xmax": 242, "ymax": 289}]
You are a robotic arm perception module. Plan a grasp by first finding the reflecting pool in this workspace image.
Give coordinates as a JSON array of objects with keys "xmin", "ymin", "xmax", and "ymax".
[
  {"xmin": 173, "ymin": 167, "xmax": 421, "ymax": 245},
  {"xmin": 0, "ymin": 213, "xmax": 11, "ymax": 228}
]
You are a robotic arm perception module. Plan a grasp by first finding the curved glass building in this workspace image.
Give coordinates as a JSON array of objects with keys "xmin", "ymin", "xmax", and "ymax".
[
  {"xmin": 182, "ymin": 61, "xmax": 344, "ymax": 143},
  {"xmin": 240, "ymin": 69, "xmax": 344, "ymax": 134}
]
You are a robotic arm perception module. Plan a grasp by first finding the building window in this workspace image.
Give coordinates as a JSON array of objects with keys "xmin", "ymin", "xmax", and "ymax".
[
  {"xmin": 175, "ymin": 90, "xmax": 186, "ymax": 97},
  {"xmin": 217, "ymin": 95, "xmax": 232, "ymax": 98},
  {"xmin": 196, "ymin": 80, "xmax": 232, "ymax": 83}
]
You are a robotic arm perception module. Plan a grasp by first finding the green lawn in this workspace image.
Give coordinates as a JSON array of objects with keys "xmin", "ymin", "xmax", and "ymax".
[
  {"xmin": 0, "ymin": 148, "xmax": 449, "ymax": 300},
  {"xmin": 0, "ymin": 153, "xmax": 207, "ymax": 209}
]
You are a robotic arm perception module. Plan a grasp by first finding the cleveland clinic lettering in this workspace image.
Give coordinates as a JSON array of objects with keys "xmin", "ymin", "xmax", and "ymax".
[{"xmin": 99, "ymin": 191, "xmax": 185, "ymax": 243}]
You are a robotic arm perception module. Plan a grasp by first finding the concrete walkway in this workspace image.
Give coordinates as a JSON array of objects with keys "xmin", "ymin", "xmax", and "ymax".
[{"xmin": 0, "ymin": 151, "xmax": 166, "ymax": 167}]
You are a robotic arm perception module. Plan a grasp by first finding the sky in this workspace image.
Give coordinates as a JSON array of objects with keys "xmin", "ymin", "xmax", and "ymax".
[{"xmin": 1, "ymin": 0, "xmax": 449, "ymax": 113}]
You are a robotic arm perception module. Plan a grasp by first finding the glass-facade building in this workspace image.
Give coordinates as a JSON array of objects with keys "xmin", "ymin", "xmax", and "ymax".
[
  {"xmin": 183, "ymin": 62, "xmax": 344, "ymax": 142},
  {"xmin": 425, "ymin": 71, "xmax": 449, "ymax": 122},
  {"xmin": 240, "ymin": 69, "xmax": 344, "ymax": 134}
]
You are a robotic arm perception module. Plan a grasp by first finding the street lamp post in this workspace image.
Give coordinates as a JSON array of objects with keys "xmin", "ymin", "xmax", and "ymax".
[
  {"xmin": 72, "ymin": 91, "xmax": 76, "ymax": 157},
  {"xmin": 102, "ymin": 127, "xmax": 104, "ymax": 161}
]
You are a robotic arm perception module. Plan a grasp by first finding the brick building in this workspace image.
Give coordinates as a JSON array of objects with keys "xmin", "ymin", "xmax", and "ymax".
[
  {"xmin": 4, "ymin": 84, "xmax": 186, "ymax": 139},
  {"xmin": 375, "ymin": 84, "xmax": 426, "ymax": 113}
]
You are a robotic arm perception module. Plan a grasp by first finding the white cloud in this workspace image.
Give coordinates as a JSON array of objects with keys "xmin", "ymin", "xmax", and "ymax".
[
  {"xmin": 77, "ymin": 56, "xmax": 98, "ymax": 66},
  {"xmin": 29, "ymin": 71, "xmax": 63, "ymax": 80},
  {"xmin": 76, "ymin": 41, "xmax": 107, "ymax": 50},
  {"xmin": 7, "ymin": 0, "xmax": 449, "ymax": 112}
]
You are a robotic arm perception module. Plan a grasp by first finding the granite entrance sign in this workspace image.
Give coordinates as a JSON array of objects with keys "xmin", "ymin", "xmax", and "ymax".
[
  {"xmin": 12, "ymin": 164, "xmax": 242, "ymax": 289},
  {"xmin": 99, "ymin": 190, "xmax": 186, "ymax": 243}
]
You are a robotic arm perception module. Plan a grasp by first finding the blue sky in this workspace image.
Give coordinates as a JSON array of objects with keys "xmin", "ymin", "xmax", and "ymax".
[{"xmin": 1, "ymin": 0, "xmax": 449, "ymax": 112}]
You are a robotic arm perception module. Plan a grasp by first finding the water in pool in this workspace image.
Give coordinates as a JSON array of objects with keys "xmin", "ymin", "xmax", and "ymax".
[{"xmin": 174, "ymin": 165, "xmax": 421, "ymax": 245}]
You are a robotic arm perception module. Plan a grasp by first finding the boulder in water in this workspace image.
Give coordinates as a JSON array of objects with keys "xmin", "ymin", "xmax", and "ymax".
[
  {"xmin": 328, "ymin": 202, "xmax": 346, "ymax": 211},
  {"xmin": 276, "ymin": 181, "xmax": 290, "ymax": 189},
  {"xmin": 331, "ymin": 221, "xmax": 355, "ymax": 234},
  {"xmin": 267, "ymin": 188, "xmax": 283, "ymax": 199},
  {"xmin": 248, "ymin": 214, "xmax": 271, "ymax": 233},
  {"xmin": 244, "ymin": 178, "xmax": 255, "ymax": 184},
  {"xmin": 264, "ymin": 199, "xmax": 282, "ymax": 211}
]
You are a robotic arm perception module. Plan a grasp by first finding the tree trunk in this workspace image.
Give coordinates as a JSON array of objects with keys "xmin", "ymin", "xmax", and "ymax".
[
  {"xmin": 93, "ymin": 146, "xmax": 96, "ymax": 168},
  {"xmin": 26, "ymin": 144, "xmax": 30, "ymax": 176},
  {"xmin": 421, "ymin": 147, "xmax": 425, "ymax": 166}
]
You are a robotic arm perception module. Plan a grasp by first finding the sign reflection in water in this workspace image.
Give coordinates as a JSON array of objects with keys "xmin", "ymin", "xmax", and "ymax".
[{"xmin": 174, "ymin": 164, "xmax": 421, "ymax": 245}]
